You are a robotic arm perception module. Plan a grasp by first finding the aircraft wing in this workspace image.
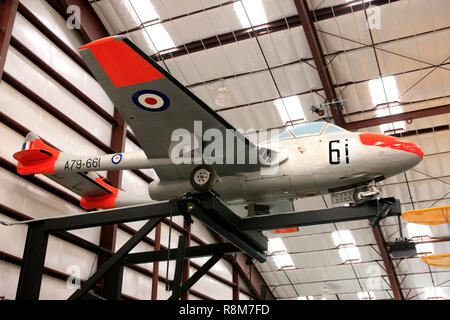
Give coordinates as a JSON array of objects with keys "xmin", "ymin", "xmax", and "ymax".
[
  {"xmin": 46, "ymin": 172, "xmax": 112, "ymax": 198},
  {"xmin": 79, "ymin": 36, "xmax": 261, "ymax": 180}
]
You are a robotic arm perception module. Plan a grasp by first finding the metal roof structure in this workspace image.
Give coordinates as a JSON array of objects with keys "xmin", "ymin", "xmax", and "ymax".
[{"xmin": 84, "ymin": 0, "xmax": 450, "ymax": 300}]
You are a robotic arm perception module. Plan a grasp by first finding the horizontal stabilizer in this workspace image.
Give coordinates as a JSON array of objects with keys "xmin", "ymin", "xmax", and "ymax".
[
  {"xmin": 48, "ymin": 172, "xmax": 113, "ymax": 198},
  {"xmin": 13, "ymin": 133, "xmax": 60, "ymax": 175}
]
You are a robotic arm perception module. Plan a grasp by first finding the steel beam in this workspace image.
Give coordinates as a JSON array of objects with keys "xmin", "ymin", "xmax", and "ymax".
[
  {"xmin": 16, "ymin": 221, "xmax": 49, "ymax": 300},
  {"xmin": 0, "ymin": 0, "xmax": 18, "ymax": 81},
  {"xmin": 69, "ymin": 218, "xmax": 163, "ymax": 300},
  {"xmin": 151, "ymin": 223, "xmax": 161, "ymax": 300},
  {"xmin": 42, "ymin": 201, "xmax": 181, "ymax": 232},
  {"xmin": 123, "ymin": 243, "xmax": 240, "ymax": 265},
  {"xmin": 169, "ymin": 235, "xmax": 186, "ymax": 300},
  {"xmin": 181, "ymin": 218, "xmax": 191, "ymax": 300},
  {"xmin": 188, "ymin": 202, "xmax": 267, "ymax": 263},
  {"xmin": 372, "ymin": 225, "xmax": 404, "ymax": 300},
  {"xmin": 211, "ymin": 232, "xmax": 273, "ymax": 300},
  {"xmin": 344, "ymin": 104, "xmax": 450, "ymax": 131},
  {"xmin": 233, "ymin": 254, "xmax": 274, "ymax": 300},
  {"xmin": 241, "ymin": 198, "xmax": 401, "ymax": 231},
  {"xmin": 102, "ymin": 265, "xmax": 124, "ymax": 300},
  {"xmin": 294, "ymin": 0, "xmax": 344, "ymax": 126},
  {"xmin": 189, "ymin": 193, "xmax": 268, "ymax": 252},
  {"xmin": 169, "ymin": 254, "xmax": 224, "ymax": 300},
  {"xmin": 232, "ymin": 266, "xmax": 240, "ymax": 300}
]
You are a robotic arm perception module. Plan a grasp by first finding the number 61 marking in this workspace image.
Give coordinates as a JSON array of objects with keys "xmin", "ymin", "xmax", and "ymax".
[{"xmin": 329, "ymin": 139, "xmax": 349, "ymax": 165}]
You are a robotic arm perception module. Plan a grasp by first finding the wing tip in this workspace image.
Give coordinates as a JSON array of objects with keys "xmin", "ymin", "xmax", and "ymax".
[{"xmin": 79, "ymin": 35, "xmax": 127, "ymax": 51}]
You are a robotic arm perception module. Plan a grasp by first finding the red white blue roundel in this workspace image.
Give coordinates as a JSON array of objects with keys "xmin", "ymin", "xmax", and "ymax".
[
  {"xmin": 111, "ymin": 153, "xmax": 122, "ymax": 165},
  {"xmin": 132, "ymin": 90, "xmax": 170, "ymax": 112}
]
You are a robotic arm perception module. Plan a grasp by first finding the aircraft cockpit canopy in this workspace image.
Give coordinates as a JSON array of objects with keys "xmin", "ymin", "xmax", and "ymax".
[{"xmin": 272, "ymin": 122, "xmax": 347, "ymax": 140}]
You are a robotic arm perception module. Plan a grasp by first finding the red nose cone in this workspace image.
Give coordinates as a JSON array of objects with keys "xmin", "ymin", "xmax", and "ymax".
[{"xmin": 359, "ymin": 133, "xmax": 424, "ymax": 158}]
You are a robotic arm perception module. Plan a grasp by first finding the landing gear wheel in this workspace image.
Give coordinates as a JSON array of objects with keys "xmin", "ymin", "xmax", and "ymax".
[
  {"xmin": 352, "ymin": 185, "xmax": 379, "ymax": 202},
  {"xmin": 352, "ymin": 189, "xmax": 371, "ymax": 202},
  {"xmin": 190, "ymin": 165, "xmax": 217, "ymax": 192}
]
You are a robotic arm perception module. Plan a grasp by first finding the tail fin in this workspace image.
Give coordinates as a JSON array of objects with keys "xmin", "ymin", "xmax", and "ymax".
[{"xmin": 13, "ymin": 132, "xmax": 60, "ymax": 175}]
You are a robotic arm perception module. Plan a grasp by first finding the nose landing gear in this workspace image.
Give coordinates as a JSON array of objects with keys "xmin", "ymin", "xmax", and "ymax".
[
  {"xmin": 352, "ymin": 185, "xmax": 380, "ymax": 202},
  {"xmin": 190, "ymin": 164, "xmax": 218, "ymax": 192}
]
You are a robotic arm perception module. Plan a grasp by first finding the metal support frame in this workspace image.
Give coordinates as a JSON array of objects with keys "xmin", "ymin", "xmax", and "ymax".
[
  {"xmin": 169, "ymin": 235, "xmax": 186, "ymax": 300},
  {"xmin": 15, "ymin": 221, "xmax": 49, "ymax": 300},
  {"xmin": 14, "ymin": 193, "xmax": 267, "ymax": 300},
  {"xmin": 13, "ymin": 192, "xmax": 401, "ymax": 300},
  {"xmin": 241, "ymin": 197, "xmax": 401, "ymax": 231},
  {"xmin": 70, "ymin": 218, "xmax": 163, "ymax": 300},
  {"xmin": 169, "ymin": 254, "xmax": 224, "ymax": 300}
]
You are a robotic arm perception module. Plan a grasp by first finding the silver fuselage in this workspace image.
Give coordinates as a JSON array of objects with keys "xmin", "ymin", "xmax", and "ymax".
[{"xmin": 148, "ymin": 131, "xmax": 422, "ymax": 206}]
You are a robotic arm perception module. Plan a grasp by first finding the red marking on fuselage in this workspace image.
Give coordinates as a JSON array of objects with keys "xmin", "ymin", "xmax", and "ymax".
[
  {"xmin": 79, "ymin": 37, "xmax": 164, "ymax": 87},
  {"xmin": 359, "ymin": 133, "xmax": 424, "ymax": 158}
]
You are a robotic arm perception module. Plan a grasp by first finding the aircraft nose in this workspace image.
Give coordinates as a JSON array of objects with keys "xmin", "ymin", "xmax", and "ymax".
[{"xmin": 359, "ymin": 133, "xmax": 424, "ymax": 158}]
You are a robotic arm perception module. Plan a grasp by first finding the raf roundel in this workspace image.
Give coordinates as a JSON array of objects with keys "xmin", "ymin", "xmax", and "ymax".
[
  {"xmin": 111, "ymin": 153, "xmax": 122, "ymax": 165},
  {"xmin": 132, "ymin": 90, "xmax": 170, "ymax": 112}
]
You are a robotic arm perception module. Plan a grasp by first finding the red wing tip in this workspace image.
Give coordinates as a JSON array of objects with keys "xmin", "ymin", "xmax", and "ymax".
[
  {"xmin": 80, "ymin": 178, "xmax": 119, "ymax": 209},
  {"xmin": 79, "ymin": 36, "xmax": 126, "ymax": 50}
]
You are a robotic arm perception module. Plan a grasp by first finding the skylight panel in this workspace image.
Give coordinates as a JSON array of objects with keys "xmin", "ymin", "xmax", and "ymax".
[
  {"xmin": 332, "ymin": 230, "xmax": 356, "ymax": 246},
  {"xmin": 268, "ymin": 238, "xmax": 287, "ymax": 254},
  {"xmin": 338, "ymin": 246, "xmax": 361, "ymax": 263},
  {"xmin": 369, "ymin": 76, "xmax": 405, "ymax": 133},
  {"xmin": 144, "ymin": 24, "xmax": 175, "ymax": 52},
  {"xmin": 273, "ymin": 254, "xmax": 295, "ymax": 270},
  {"xmin": 425, "ymin": 287, "xmax": 445, "ymax": 300},
  {"xmin": 407, "ymin": 223, "xmax": 431, "ymax": 239},
  {"xmin": 275, "ymin": 96, "xmax": 306, "ymax": 126},
  {"xmin": 129, "ymin": 0, "xmax": 159, "ymax": 22},
  {"xmin": 332, "ymin": 230, "xmax": 361, "ymax": 263},
  {"xmin": 416, "ymin": 243, "xmax": 434, "ymax": 255},
  {"xmin": 234, "ymin": 0, "xmax": 268, "ymax": 28},
  {"xmin": 368, "ymin": 76, "xmax": 399, "ymax": 106},
  {"xmin": 357, "ymin": 291, "xmax": 375, "ymax": 300}
]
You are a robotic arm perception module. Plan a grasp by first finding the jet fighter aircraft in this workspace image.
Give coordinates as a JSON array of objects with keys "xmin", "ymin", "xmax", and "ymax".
[{"xmin": 13, "ymin": 36, "xmax": 423, "ymax": 224}]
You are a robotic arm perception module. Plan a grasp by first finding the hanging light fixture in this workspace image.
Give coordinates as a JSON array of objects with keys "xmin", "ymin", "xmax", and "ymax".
[{"xmin": 214, "ymin": 79, "xmax": 231, "ymax": 108}]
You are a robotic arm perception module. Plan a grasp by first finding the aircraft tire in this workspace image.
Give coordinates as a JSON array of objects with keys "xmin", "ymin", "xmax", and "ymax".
[
  {"xmin": 352, "ymin": 188, "xmax": 373, "ymax": 202},
  {"xmin": 190, "ymin": 165, "xmax": 217, "ymax": 192}
]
